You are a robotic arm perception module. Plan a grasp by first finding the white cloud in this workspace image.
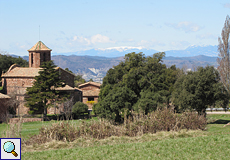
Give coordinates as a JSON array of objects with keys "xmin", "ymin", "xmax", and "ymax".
[
  {"xmin": 72, "ymin": 34, "xmax": 114, "ymax": 45},
  {"xmin": 166, "ymin": 21, "xmax": 202, "ymax": 33},
  {"xmin": 91, "ymin": 34, "xmax": 113, "ymax": 44},
  {"xmin": 196, "ymin": 33, "xmax": 217, "ymax": 39},
  {"xmin": 224, "ymin": 3, "xmax": 230, "ymax": 8},
  {"xmin": 72, "ymin": 36, "xmax": 91, "ymax": 45}
]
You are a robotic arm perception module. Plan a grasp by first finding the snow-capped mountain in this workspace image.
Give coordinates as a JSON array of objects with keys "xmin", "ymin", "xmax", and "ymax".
[
  {"xmin": 165, "ymin": 45, "xmax": 218, "ymax": 57},
  {"xmin": 52, "ymin": 45, "xmax": 218, "ymax": 58}
]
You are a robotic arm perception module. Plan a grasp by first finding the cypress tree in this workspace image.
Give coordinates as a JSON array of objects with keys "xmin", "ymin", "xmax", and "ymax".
[{"xmin": 26, "ymin": 61, "xmax": 66, "ymax": 120}]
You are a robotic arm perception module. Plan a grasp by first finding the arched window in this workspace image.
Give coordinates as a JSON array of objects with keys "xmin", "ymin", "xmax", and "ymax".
[{"xmin": 31, "ymin": 53, "xmax": 33, "ymax": 64}]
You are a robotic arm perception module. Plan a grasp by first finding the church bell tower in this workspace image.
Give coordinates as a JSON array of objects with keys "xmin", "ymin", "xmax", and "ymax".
[{"xmin": 28, "ymin": 41, "xmax": 52, "ymax": 68}]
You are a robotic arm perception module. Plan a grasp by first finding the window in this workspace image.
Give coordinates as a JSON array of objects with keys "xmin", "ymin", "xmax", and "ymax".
[
  {"xmin": 43, "ymin": 53, "xmax": 46, "ymax": 62},
  {"xmin": 88, "ymin": 97, "xmax": 94, "ymax": 101},
  {"xmin": 31, "ymin": 53, "xmax": 33, "ymax": 64}
]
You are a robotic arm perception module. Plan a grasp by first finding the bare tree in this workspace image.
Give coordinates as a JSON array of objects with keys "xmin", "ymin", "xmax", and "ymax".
[
  {"xmin": 0, "ymin": 99, "xmax": 9, "ymax": 122},
  {"xmin": 0, "ymin": 93, "xmax": 19, "ymax": 123},
  {"xmin": 217, "ymin": 15, "xmax": 230, "ymax": 93},
  {"xmin": 62, "ymin": 97, "xmax": 74, "ymax": 120}
]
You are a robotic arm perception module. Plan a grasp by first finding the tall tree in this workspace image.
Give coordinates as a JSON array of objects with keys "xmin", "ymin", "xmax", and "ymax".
[
  {"xmin": 217, "ymin": 15, "xmax": 230, "ymax": 93},
  {"xmin": 26, "ymin": 61, "xmax": 65, "ymax": 120},
  {"xmin": 94, "ymin": 52, "xmax": 178, "ymax": 122},
  {"xmin": 172, "ymin": 66, "xmax": 228, "ymax": 115}
]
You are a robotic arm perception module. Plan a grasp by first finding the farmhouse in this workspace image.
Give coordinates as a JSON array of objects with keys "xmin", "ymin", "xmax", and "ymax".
[
  {"xmin": 78, "ymin": 82, "xmax": 101, "ymax": 110},
  {"xmin": 1, "ymin": 41, "xmax": 82, "ymax": 115}
]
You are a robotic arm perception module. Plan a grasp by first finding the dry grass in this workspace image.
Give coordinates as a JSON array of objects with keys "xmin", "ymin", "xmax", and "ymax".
[
  {"xmin": 1, "ymin": 117, "xmax": 22, "ymax": 138},
  {"xmin": 22, "ymin": 129, "xmax": 205, "ymax": 153},
  {"xmin": 23, "ymin": 108, "xmax": 207, "ymax": 145}
]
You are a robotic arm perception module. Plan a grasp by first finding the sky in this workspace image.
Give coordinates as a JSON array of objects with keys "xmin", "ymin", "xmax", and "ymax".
[{"xmin": 0, "ymin": 0, "xmax": 230, "ymax": 56}]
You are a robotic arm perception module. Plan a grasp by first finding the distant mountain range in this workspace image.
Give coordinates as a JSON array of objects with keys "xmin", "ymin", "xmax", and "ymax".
[
  {"xmin": 15, "ymin": 45, "xmax": 219, "ymax": 83},
  {"xmin": 51, "ymin": 45, "xmax": 218, "ymax": 57}
]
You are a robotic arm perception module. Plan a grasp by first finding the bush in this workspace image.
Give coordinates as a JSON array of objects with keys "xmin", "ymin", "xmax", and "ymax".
[
  {"xmin": 24, "ymin": 108, "xmax": 207, "ymax": 145},
  {"xmin": 72, "ymin": 102, "xmax": 89, "ymax": 116}
]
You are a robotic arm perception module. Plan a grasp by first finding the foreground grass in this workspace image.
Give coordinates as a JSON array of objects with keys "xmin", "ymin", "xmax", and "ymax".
[
  {"xmin": 0, "ymin": 118, "xmax": 98, "ymax": 139},
  {"xmin": 22, "ymin": 134, "xmax": 230, "ymax": 160}
]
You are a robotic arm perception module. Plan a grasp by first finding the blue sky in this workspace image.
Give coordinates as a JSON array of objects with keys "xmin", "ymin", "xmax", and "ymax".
[{"xmin": 0, "ymin": 0, "xmax": 230, "ymax": 56}]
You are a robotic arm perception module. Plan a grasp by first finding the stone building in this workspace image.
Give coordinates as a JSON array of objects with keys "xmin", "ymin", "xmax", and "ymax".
[
  {"xmin": 0, "ymin": 93, "xmax": 11, "ymax": 122},
  {"xmin": 78, "ymin": 82, "xmax": 101, "ymax": 110},
  {"xmin": 1, "ymin": 41, "xmax": 82, "ymax": 115}
]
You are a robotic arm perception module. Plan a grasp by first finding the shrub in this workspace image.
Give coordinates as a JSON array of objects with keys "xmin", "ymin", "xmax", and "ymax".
[
  {"xmin": 24, "ymin": 107, "xmax": 207, "ymax": 145},
  {"xmin": 86, "ymin": 101, "xmax": 96, "ymax": 105},
  {"xmin": 72, "ymin": 102, "xmax": 89, "ymax": 116}
]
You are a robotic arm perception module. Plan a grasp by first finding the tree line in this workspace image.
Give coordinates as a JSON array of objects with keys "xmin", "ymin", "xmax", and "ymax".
[
  {"xmin": 93, "ymin": 52, "xmax": 229, "ymax": 122},
  {"xmin": 0, "ymin": 53, "xmax": 28, "ymax": 81}
]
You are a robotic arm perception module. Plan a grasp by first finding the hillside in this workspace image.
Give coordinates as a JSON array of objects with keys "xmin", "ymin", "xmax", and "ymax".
[
  {"xmin": 21, "ymin": 54, "xmax": 218, "ymax": 83},
  {"xmin": 19, "ymin": 45, "xmax": 219, "ymax": 83}
]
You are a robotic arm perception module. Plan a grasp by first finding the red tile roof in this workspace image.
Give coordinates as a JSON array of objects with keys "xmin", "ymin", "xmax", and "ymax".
[
  {"xmin": 28, "ymin": 41, "xmax": 52, "ymax": 51},
  {"xmin": 55, "ymin": 85, "xmax": 76, "ymax": 91},
  {"xmin": 78, "ymin": 82, "xmax": 101, "ymax": 88},
  {"xmin": 1, "ymin": 67, "xmax": 41, "ymax": 77},
  {"xmin": 1, "ymin": 65, "xmax": 73, "ymax": 78}
]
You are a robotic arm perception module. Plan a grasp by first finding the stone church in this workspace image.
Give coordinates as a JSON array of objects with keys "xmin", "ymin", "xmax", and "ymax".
[{"xmin": 1, "ymin": 41, "xmax": 82, "ymax": 115}]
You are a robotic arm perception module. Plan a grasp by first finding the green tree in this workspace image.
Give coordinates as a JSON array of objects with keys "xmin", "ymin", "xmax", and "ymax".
[
  {"xmin": 94, "ymin": 52, "xmax": 178, "ymax": 122},
  {"xmin": 65, "ymin": 68, "xmax": 73, "ymax": 73},
  {"xmin": 74, "ymin": 74, "xmax": 86, "ymax": 87},
  {"xmin": 25, "ymin": 61, "xmax": 66, "ymax": 120},
  {"xmin": 172, "ymin": 66, "xmax": 228, "ymax": 115},
  {"xmin": 72, "ymin": 101, "xmax": 88, "ymax": 116},
  {"xmin": 0, "ymin": 52, "xmax": 28, "ymax": 81},
  {"xmin": 88, "ymin": 78, "xmax": 94, "ymax": 82}
]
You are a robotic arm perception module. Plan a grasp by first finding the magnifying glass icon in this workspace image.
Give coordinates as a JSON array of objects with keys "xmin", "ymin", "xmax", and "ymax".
[{"xmin": 3, "ymin": 141, "xmax": 18, "ymax": 157}]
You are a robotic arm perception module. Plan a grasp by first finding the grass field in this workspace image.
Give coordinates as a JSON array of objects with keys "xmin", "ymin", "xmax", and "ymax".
[
  {"xmin": 0, "ymin": 118, "xmax": 98, "ymax": 140},
  {"xmin": 22, "ymin": 134, "xmax": 230, "ymax": 160},
  {"xmin": 1, "ymin": 115, "xmax": 230, "ymax": 159}
]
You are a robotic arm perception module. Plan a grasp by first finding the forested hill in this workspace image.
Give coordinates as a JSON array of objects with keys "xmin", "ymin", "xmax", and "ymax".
[{"xmin": 19, "ymin": 54, "xmax": 218, "ymax": 82}]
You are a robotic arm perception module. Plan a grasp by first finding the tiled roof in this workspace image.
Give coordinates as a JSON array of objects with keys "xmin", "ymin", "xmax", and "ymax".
[
  {"xmin": 82, "ymin": 89, "xmax": 100, "ymax": 97},
  {"xmin": 74, "ymin": 87, "xmax": 82, "ymax": 92},
  {"xmin": 1, "ymin": 67, "xmax": 41, "ymax": 77},
  {"xmin": 55, "ymin": 85, "xmax": 76, "ymax": 91},
  {"xmin": 28, "ymin": 41, "xmax": 52, "ymax": 51},
  {"xmin": 78, "ymin": 82, "xmax": 101, "ymax": 88},
  {"xmin": 1, "ymin": 65, "xmax": 68, "ymax": 78},
  {"xmin": 0, "ymin": 93, "xmax": 11, "ymax": 99},
  {"xmin": 57, "ymin": 67, "xmax": 76, "ymax": 76}
]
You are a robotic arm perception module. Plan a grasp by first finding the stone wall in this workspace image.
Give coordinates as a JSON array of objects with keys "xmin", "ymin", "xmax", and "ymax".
[
  {"xmin": 80, "ymin": 84, "xmax": 100, "ymax": 110},
  {"xmin": 83, "ymin": 96, "xmax": 99, "ymax": 110},
  {"xmin": 29, "ymin": 51, "xmax": 51, "ymax": 68},
  {"xmin": 3, "ymin": 77, "xmax": 35, "ymax": 95},
  {"xmin": 2, "ymin": 69, "xmax": 78, "ymax": 115},
  {"xmin": 59, "ymin": 68, "xmax": 75, "ymax": 87},
  {"xmin": 9, "ymin": 118, "xmax": 42, "ymax": 124}
]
